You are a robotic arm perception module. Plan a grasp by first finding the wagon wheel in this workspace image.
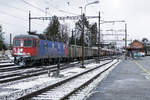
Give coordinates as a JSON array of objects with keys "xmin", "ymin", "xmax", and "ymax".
[
  {"xmin": 28, "ymin": 60, "xmax": 36, "ymax": 66},
  {"xmin": 14, "ymin": 58, "xmax": 18, "ymax": 65},
  {"xmin": 19, "ymin": 59, "xmax": 26, "ymax": 67}
]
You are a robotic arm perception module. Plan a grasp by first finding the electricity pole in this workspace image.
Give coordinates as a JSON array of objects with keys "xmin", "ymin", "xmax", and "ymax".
[
  {"xmin": 125, "ymin": 23, "xmax": 127, "ymax": 60},
  {"xmin": 29, "ymin": 11, "xmax": 31, "ymax": 34},
  {"xmin": 81, "ymin": 13, "xmax": 85, "ymax": 68},
  {"xmin": 98, "ymin": 11, "xmax": 101, "ymax": 61}
]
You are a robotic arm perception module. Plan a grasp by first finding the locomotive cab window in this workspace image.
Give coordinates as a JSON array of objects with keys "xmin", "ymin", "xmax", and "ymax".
[
  {"xmin": 37, "ymin": 40, "xmax": 40, "ymax": 47},
  {"xmin": 33, "ymin": 39, "xmax": 36, "ymax": 47},
  {"xmin": 13, "ymin": 39, "xmax": 21, "ymax": 47},
  {"xmin": 24, "ymin": 39, "xmax": 32, "ymax": 47}
]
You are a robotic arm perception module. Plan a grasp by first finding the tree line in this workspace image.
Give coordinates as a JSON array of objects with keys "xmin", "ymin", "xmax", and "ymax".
[{"xmin": 30, "ymin": 15, "xmax": 98, "ymax": 47}]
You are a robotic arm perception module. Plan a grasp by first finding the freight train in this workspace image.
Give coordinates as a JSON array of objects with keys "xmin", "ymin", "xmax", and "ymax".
[{"xmin": 12, "ymin": 35, "xmax": 118, "ymax": 66}]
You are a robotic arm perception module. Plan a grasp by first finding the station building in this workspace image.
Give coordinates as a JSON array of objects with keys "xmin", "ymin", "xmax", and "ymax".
[{"xmin": 126, "ymin": 40, "xmax": 144, "ymax": 57}]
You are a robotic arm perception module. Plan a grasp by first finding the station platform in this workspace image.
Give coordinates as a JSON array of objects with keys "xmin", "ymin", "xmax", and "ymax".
[{"xmin": 87, "ymin": 56, "xmax": 150, "ymax": 100}]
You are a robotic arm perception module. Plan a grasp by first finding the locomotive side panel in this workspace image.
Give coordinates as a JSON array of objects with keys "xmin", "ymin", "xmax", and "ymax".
[
  {"xmin": 38, "ymin": 40, "xmax": 66, "ymax": 59},
  {"xmin": 56, "ymin": 42, "xmax": 66, "ymax": 57},
  {"xmin": 38, "ymin": 40, "xmax": 47, "ymax": 57}
]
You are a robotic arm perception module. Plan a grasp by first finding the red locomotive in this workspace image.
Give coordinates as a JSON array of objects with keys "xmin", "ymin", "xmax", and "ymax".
[{"xmin": 12, "ymin": 35, "xmax": 119, "ymax": 67}]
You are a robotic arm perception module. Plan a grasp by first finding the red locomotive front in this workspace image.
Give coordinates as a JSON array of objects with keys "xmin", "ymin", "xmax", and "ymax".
[{"xmin": 12, "ymin": 35, "xmax": 39, "ymax": 66}]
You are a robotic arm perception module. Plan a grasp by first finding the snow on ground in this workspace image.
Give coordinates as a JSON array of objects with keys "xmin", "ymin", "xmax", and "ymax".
[
  {"xmin": 0, "ymin": 63, "xmax": 13, "ymax": 66},
  {"xmin": 0, "ymin": 59, "xmax": 116, "ymax": 100},
  {"xmin": 0, "ymin": 64, "xmax": 56, "ymax": 76},
  {"xmin": 62, "ymin": 61, "xmax": 108, "ymax": 77},
  {"xmin": 6, "ymin": 77, "xmax": 56, "ymax": 90},
  {"xmin": 0, "ymin": 50, "xmax": 14, "ymax": 62},
  {"xmin": 30, "ymin": 59, "xmax": 120, "ymax": 100},
  {"xmin": 70, "ymin": 59, "xmax": 121, "ymax": 100},
  {"xmin": 0, "ymin": 67, "xmax": 38, "ymax": 76},
  {"xmin": 0, "ymin": 66, "xmax": 17, "ymax": 70}
]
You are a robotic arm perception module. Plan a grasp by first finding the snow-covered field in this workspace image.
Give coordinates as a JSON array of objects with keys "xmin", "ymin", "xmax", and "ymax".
[{"xmin": 0, "ymin": 59, "xmax": 121, "ymax": 100}]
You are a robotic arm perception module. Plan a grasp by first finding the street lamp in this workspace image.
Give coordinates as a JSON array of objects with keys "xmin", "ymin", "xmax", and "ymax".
[
  {"xmin": 79, "ymin": 6, "xmax": 83, "ymax": 16},
  {"xmin": 80, "ymin": 0, "xmax": 99, "ymax": 68},
  {"xmin": 84, "ymin": 0, "xmax": 99, "ymax": 14},
  {"xmin": 125, "ymin": 23, "xmax": 127, "ymax": 60},
  {"xmin": 45, "ymin": 8, "xmax": 49, "ymax": 17}
]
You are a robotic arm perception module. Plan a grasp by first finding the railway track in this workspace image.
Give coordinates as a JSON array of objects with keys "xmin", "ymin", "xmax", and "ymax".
[
  {"xmin": 0, "ymin": 63, "xmax": 14, "ymax": 68},
  {"xmin": 0, "ymin": 60, "xmax": 13, "ymax": 63},
  {"xmin": 0, "ymin": 65, "xmax": 23, "ymax": 72},
  {"xmin": 0, "ymin": 57, "xmax": 113, "ymax": 84},
  {"xmin": 15, "ymin": 58, "xmax": 119, "ymax": 100},
  {"xmin": 0, "ymin": 62, "xmax": 79, "ymax": 84},
  {"xmin": 0, "ymin": 58, "xmax": 96, "ymax": 84}
]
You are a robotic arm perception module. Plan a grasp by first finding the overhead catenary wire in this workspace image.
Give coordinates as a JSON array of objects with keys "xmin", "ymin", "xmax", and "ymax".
[
  {"xmin": 58, "ymin": 9, "xmax": 79, "ymax": 15},
  {"xmin": 0, "ymin": 1, "xmax": 42, "ymax": 23},
  {"xmin": 0, "ymin": 1, "xmax": 28, "ymax": 13},
  {"xmin": 43, "ymin": 0, "xmax": 79, "ymax": 15},
  {"xmin": 0, "ymin": 1, "xmax": 53, "ymax": 35},
  {"xmin": 0, "ymin": 9, "xmax": 42, "ymax": 27},
  {"xmin": 0, "ymin": 10, "xmax": 39, "ymax": 24},
  {"xmin": 0, "ymin": 0, "xmax": 51, "ymax": 24},
  {"xmin": 0, "ymin": 10, "xmax": 27, "ymax": 21},
  {"xmin": 0, "ymin": 20, "xmax": 28, "ymax": 29},
  {"xmin": 0, "ymin": 1, "xmax": 40, "ymax": 16},
  {"xmin": 22, "ymin": 0, "xmax": 79, "ymax": 16},
  {"xmin": 0, "ymin": 0, "xmax": 80, "ymax": 33},
  {"xmin": 22, "ymin": 0, "xmax": 45, "ymax": 13}
]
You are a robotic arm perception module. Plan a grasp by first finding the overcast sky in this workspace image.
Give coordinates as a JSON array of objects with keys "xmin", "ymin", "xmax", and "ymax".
[{"xmin": 0, "ymin": 0, "xmax": 150, "ymax": 45}]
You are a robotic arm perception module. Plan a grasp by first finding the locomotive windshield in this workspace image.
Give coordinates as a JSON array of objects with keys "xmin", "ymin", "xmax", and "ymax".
[
  {"xmin": 24, "ymin": 39, "xmax": 32, "ymax": 47},
  {"xmin": 13, "ymin": 39, "xmax": 21, "ymax": 47}
]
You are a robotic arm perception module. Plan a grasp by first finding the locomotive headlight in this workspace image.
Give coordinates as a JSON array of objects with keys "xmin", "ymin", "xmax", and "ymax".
[
  {"xmin": 20, "ymin": 48, "xmax": 23, "ymax": 52},
  {"xmin": 26, "ymin": 53, "xmax": 31, "ymax": 56},
  {"xmin": 13, "ymin": 48, "xmax": 16, "ymax": 52}
]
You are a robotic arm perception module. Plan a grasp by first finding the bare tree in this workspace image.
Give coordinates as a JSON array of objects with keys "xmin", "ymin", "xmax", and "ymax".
[
  {"xmin": 0, "ymin": 25, "xmax": 6, "ymax": 50},
  {"xmin": 59, "ymin": 24, "xmax": 69, "ymax": 42}
]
